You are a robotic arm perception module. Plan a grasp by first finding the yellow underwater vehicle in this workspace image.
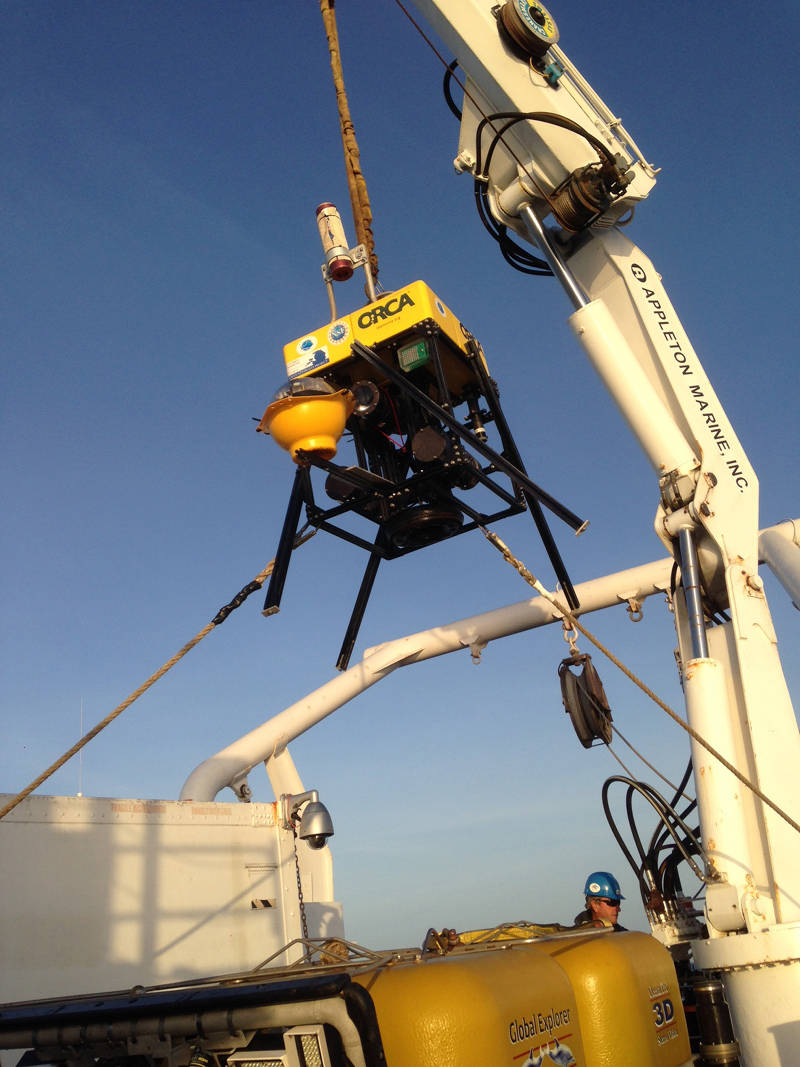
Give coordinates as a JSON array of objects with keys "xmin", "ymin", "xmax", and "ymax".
[{"xmin": 0, "ymin": 922, "xmax": 694, "ymax": 1067}]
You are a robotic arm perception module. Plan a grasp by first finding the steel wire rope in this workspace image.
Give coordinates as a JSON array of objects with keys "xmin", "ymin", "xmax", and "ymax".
[
  {"xmin": 0, "ymin": 529, "xmax": 317, "ymax": 821},
  {"xmin": 478, "ymin": 525, "xmax": 800, "ymax": 838},
  {"xmin": 389, "ymin": 0, "xmax": 554, "ymax": 207},
  {"xmin": 604, "ymin": 742, "xmax": 639, "ymax": 784},
  {"xmin": 389, "ymin": 9, "xmax": 551, "ymax": 273},
  {"xmin": 609, "ymin": 722, "xmax": 692, "ymax": 803},
  {"xmin": 389, "ymin": 0, "xmax": 628, "ymax": 243}
]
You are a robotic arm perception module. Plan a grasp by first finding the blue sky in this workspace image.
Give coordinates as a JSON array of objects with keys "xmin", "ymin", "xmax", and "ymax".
[{"xmin": 2, "ymin": 0, "xmax": 799, "ymax": 947}]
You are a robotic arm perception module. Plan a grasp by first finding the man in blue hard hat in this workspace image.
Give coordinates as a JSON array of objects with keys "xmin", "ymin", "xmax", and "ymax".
[{"xmin": 574, "ymin": 871, "xmax": 626, "ymax": 930}]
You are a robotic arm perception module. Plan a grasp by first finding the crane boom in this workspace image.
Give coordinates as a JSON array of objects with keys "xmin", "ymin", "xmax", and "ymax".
[{"xmin": 410, "ymin": 1, "xmax": 800, "ymax": 1061}]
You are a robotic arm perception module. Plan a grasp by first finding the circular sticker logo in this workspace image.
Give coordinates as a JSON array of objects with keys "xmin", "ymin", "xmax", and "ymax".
[
  {"xmin": 435, "ymin": 299, "xmax": 446, "ymax": 316},
  {"xmin": 588, "ymin": 882, "xmax": 601, "ymax": 893},
  {"xmin": 631, "ymin": 263, "xmax": 647, "ymax": 283},
  {"xmin": 328, "ymin": 321, "xmax": 349, "ymax": 345},
  {"xmin": 297, "ymin": 336, "xmax": 317, "ymax": 353}
]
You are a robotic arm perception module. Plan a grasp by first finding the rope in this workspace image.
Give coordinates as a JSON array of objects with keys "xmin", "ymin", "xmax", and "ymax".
[
  {"xmin": 479, "ymin": 526, "xmax": 800, "ymax": 838},
  {"xmin": 319, "ymin": 0, "xmax": 379, "ymax": 283},
  {"xmin": 0, "ymin": 529, "xmax": 316, "ymax": 822}
]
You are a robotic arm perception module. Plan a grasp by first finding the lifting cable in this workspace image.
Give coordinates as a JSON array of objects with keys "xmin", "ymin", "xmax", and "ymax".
[
  {"xmin": 319, "ymin": 0, "xmax": 379, "ymax": 285},
  {"xmin": 0, "ymin": 529, "xmax": 317, "ymax": 822},
  {"xmin": 389, "ymin": 0, "xmax": 556, "ymax": 212},
  {"xmin": 607, "ymin": 723, "xmax": 692, "ymax": 804},
  {"xmin": 479, "ymin": 525, "xmax": 800, "ymax": 839}
]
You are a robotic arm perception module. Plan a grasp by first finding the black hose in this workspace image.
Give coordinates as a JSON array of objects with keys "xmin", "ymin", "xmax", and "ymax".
[
  {"xmin": 473, "ymin": 181, "xmax": 552, "ymax": 275},
  {"xmin": 443, "ymin": 59, "xmax": 462, "ymax": 120},
  {"xmin": 474, "ymin": 110, "xmax": 619, "ymax": 178},
  {"xmin": 602, "ymin": 776, "xmax": 710, "ymax": 908}
]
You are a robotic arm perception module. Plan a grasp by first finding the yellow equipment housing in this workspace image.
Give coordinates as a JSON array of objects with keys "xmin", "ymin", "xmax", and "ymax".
[
  {"xmin": 282, "ymin": 279, "xmax": 487, "ymax": 399},
  {"xmin": 259, "ymin": 388, "xmax": 355, "ymax": 462},
  {"xmin": 352, "ymin": 928, "xmax": 692, "ymax": 1067},
  {"xmin": 0, "ymin": 924, "xmax": 694, "ymax": 1067}
]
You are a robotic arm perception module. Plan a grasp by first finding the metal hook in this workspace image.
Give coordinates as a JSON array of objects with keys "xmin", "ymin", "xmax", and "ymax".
[
  {"xmin": 470, "ymin": 639, "xmax": 487, "ymax": 665},
  {"xmin": 561, "ymin": 620, "xmax": 580, "ymax": 655},
  {"xmin": 626, "ymin": 598, "xmax": 643, "ymax": 622}
]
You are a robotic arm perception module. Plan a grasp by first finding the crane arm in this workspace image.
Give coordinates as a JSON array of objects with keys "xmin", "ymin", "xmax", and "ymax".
[{"xmin": 409, "ymin": 2, "xmax": 800, "ymax": 1062}]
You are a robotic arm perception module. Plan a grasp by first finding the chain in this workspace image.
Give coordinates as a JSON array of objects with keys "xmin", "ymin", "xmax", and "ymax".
[
  {"xmin": 292, "ymin": 828, "xmax": 310, "ymax": 941},
  {"xmin": 561, "ymin": 618, "xmax": 580, "ymax": 654}
]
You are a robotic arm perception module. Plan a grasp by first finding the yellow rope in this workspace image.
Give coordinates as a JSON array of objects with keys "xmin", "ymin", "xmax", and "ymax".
[
  {"xmin": 479, "ymin": 526, "xmax": 800, "ymax": 837},
  {"xmin": 0, "ymin": 531, "xmax": 316, "ymax": 821},
  {"xmin": 319, "ymin": 0, "xmax": 379, "ymax": 284}
]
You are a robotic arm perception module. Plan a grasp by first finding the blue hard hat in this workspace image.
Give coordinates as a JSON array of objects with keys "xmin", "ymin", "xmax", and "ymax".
[{"xmin": 584, "ymin": 871, "xmax": 624, "ymax": 901}]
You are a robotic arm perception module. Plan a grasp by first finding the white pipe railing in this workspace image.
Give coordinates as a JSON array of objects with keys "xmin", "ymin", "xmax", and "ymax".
[
  {"xmin": 759, "ymin": 519, "xmax": 800, "ymax": 609},
  {"xmin": 180, "ymin": 556, "xmax": 673, "ymax": 801},
  {"xmin": 180, "ymin": 521, "xmax": 797, "ymax": 802}
]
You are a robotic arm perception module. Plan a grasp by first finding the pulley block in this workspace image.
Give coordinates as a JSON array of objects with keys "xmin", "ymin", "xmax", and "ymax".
[
  {"xmin": 558, "ymin": 652, "xmax": 613, "ymax": 748},
  {"xmin": 498, "ymin": 0, "xmax": 559, "ymax": 60}
]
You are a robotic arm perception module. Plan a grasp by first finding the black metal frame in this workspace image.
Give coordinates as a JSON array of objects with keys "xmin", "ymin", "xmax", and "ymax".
[{"xmin": 264, "ymin": 336, "xmax": 584, "ymax": 669}]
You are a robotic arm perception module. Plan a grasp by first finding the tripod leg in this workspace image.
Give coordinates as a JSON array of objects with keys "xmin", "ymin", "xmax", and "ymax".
[
  {"xmin": 263, "ymin": 467, "xmax": 306, "ymax": 616},
  {"xmin": 468, "ymin": 340, "xmax": 580, "ymax": 610},
  {"xmin": 522, "ymin": 489, "xmax": 580, "ymax": 610},
  {"xmin": 336, "ymin": 550, "xmax": 381, "ymax": 671}
]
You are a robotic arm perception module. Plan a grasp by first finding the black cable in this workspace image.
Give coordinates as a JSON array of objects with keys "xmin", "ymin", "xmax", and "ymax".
[
  {"xmin": 498, "ymin": 241, "xmax": 551, "ymax": 275},
  {"xmin": 648, "ymin": 758, "xmax": 694, "ymax": 860},
  {"xmin": 625, "ymin": 784, "xmax": 652, "ymax": 879},
  {"xmin": 651, "ymin": 800, "xmax": 698, "ymax": 877},
  {"xmin": 474, "ymin": 110, "xmax": 618, "ymax": 179},
  {"xmin": 674, "ymin": 560, "xmax": 732, "ymax": 629},
  {"xmin": 442, "ymin": 59, "xmax": 462, "ymax": 120},
  {"xmin": 467, "ymin": 108, "xmax": 622, "ymax": 278},
  {"xmin": 661, "ymin": 828, "xmax": 702, "ymax": 900},
  {"xmin": 670, "ymin": 758, "xmax": 694, "ymax": 811},
  {"xmin": 472, "ymin": 178, "xmax": 505, "ymax": 241},
  {"xmin": 441, "ymin": 62, "xmax": 544, "ymax": 272},
  {"xmin": 652, "ymin": 798, "xmax": 699, "ymax": 879},
  {"xmin": 473, "ymin": 180, "xmax": 552, "ymax": 275},
  {"xmin": 601, "ymin": 779, "xmax": 652, "ymax": 898},
  {"xmin": 602, "ymin": 776, "xmax": 710, "ymax": 910}
]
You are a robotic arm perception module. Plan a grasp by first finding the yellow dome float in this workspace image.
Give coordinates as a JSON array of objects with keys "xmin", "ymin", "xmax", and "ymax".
[{"xmin": 258, "ymin": 378, "xmax": 354, "ymax": 462}]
